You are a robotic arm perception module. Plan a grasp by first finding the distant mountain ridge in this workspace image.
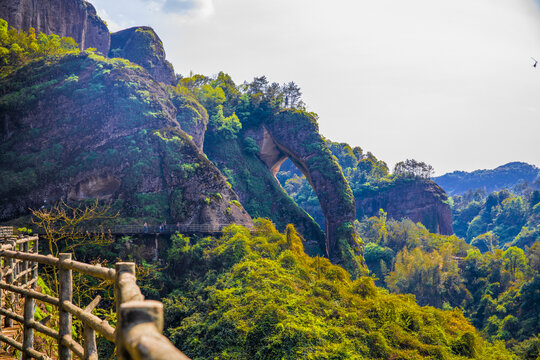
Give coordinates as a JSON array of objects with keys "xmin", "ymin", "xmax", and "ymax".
[{"xmin": 434, "ymin": 162, "xmax": 539, "ymax": 196}]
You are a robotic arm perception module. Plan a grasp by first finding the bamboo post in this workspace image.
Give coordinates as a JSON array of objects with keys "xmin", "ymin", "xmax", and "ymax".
[
  {"xmin": 59, "ymin": 253, "xmax": 73, "ymax": 360},
  {"xmin": 13, "ymin": 240, "xmax": 19, "ymax": 311},
  {"xmin": 82, "ymin": 295, "xmax": 101, "ymax": 360},
  {"xmin": 22, "ymin": 241, "xmax": 29, "ymax": 286},
  {"xmin": 5, "ymin": 240, "xmax": 14, "ymax": 327},
  {"xmin": 32, "ymin": 238, "xmax": 38, "ymax": 290},
  {"xmin": 22, "ymin": 294, "xmax": 35, "ymax": 360},
  {"xmin": 115, "ymin": 262, "xmax": 137, "ymax": 360},
  {"xmin": 120, "ymin": 301, "xmax": 191, "ymax": 360}
]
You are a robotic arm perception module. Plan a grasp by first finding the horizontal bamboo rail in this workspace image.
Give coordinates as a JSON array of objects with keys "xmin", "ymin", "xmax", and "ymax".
[
  {"xmin": 0, "ymin": 248, "xmax": 59, "ymax": 266},
  {"xmin": 0, "ymin": 333, "xmax": 51, "ymax": 360},
  {"xmin": 0, "ymin": 306, "xmax": 60, "ymax": 341},
  {"xmin": 0, "ymin": 281, "xmax": 60, "ymax": 306},
  {"xmin": 0, "ymin": 227, "xmax": 14, "ymax": 238},
  {"xmin": 0, "ymin": 235, "xmax": 191, "ymax": 360},
  {"xmin": 61, "ymin": 259, "xmax": 116, "ymax": 282},
  {"xmin": 120, "ymin": 301, "xmax": 191, "ymax": 360},
  {"xmin": 61, "ymin": 335, "xmax": 84, "ymax": 359},
  {"xmin": 61, "ymin": 301, "xmax": 115, "ymax": 342}
]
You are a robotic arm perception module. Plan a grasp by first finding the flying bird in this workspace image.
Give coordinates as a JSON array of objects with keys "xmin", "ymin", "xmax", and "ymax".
[{"xmin": 532, "ymin": 57, "xmax": 538, "ymax": 68}]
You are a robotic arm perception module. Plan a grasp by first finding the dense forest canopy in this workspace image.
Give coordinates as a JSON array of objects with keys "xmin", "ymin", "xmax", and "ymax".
[
  {"xmin": 161, "ymin": 220, "xmax": 516, "ymax": 360},
  {"xmin": 450, "ymin": 187, "xmax": 540, "ymax": 250},
  {"xmin": 356, "ymin": 212, "xmax": 540, "ymax": 352}
]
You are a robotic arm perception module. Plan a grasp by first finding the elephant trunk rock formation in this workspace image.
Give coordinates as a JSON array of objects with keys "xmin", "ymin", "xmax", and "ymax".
[{"xmin": 260, "ymin": 110, "xmax": 364, "ymax": 275}]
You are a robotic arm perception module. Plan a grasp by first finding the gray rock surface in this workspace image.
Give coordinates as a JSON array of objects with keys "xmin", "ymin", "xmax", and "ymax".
[
  {"xmin": 109, "ymin": 26, "xmax": 176, "ymax": 85},
  {"xmin": 0, "ymin": 0, "xmax": 110, "ymax": 54},
  {"xmin": 0, "ymin": 53, "xmax": 252, "ymax": 228}
]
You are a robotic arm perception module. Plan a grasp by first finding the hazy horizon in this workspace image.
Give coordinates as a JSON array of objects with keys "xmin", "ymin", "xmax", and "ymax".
[{"xmin": 88, "ymin": 0, "xmax": 540, "ymax": 176}]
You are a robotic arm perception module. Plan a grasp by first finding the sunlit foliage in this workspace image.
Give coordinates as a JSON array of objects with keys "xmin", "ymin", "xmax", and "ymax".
[
  {"xmin": 356, "ymin": 212, "xmax": 540, "ymax": 355},
  {"xmin": 163, "ymin": 220, "xmax": 512, "ymax": 359},
  {"xmin": 451, "ymin": 188, "xmax": 540, "ymax": 249},
  {"xmin": 0, "ymin": 18, "xmax": 79, "ymax": 76}
]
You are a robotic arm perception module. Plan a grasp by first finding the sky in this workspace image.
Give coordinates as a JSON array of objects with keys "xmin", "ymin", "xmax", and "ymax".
[{"xmin": 88, "ymin": 0, "xmax": 540, "ymax": 175}]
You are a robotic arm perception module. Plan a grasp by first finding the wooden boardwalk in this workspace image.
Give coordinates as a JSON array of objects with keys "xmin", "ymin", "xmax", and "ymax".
[{"xmin": 0, "ymin": 325, "xmax": 21, "ymax": 360}]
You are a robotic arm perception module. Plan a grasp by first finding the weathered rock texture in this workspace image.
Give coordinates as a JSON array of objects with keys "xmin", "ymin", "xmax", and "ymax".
[
  {"xmin": 169, "ymin": 91, "xmax": 208, "ymax": 150},
  {"xmin": 0, "ymin": 53, "xmax": 252, "ymax": 228},
  {"xmin": 356, "ymin": 179, "xmax": 454, "ymax": 235},
  {"xmin": 204, "ymin": 130, "xmax": 327, "ymax": 257},
  {"xmin": 0, "ymin": 0, "xmax": 110, "ymax": 54},
  {"xmin": 109, "ymin": 27, "xmax": 176, "ymax": 85},
  {"xmin": 218, "ymin": 110, "xmax": 363, "ymax": 275}
]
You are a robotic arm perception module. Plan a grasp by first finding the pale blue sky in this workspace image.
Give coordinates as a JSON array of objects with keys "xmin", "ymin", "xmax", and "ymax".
[{"xmin": 89, "ymin": 0, "xmax": 540, "ymax": 175}]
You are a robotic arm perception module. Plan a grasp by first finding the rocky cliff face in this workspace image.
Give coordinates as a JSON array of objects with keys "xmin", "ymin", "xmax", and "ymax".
[
  {"xmin": 356, "ymin": 179, "xmax": 453, "ymax": 235},
  {"xmin": 109, "ymin": 27, "xmax": 176, "ymax": 85},
  {"xmin": 204, "ymin": 109, "xmax": 364, "ymax": 276},
  {"xmin": 0, "ymin": 0, "xmax": 110, "ymax": 54},
  {"xmin": 263, "ymin": 111, "xmax": 360, "ymax": 268},
  {"xmin": 169, "ymin": 88, "xmax": 208, "ymax": 150},
  {"xmin": 0, "ymin": 52, "xmax": 252, "ymax": 227},
  {"xmin": 203, "ymin": 129, "xmax": 327, "ymax": 257}
]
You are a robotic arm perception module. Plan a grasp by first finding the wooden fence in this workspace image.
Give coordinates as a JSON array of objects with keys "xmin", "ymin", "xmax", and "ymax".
[
  {"xmin": 0, "ymin": 227, "xmax": 14, "ymax": 238},
  {"xmin": 0, "ymin": 235, "xmax": 190, "ymax": 360}
]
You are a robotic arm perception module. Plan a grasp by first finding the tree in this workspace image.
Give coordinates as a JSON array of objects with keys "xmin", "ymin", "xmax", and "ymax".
[
  {"xmin": 282, "ymin": 81, "xmax": 302, "ymax": 108},
  {"xmin": 385, "ymin": 246, "xmax": 467, "ymax": 308},
  {"xmin": 209, "ymin": 105, "xmax": 242, "ymax": 139},
  {"xmin": 502, "ymin": 246, "xmax": 528, "ymax": 280},
  {"xmin": 527, "ymin": 241, "xmax": 540, "ymax": 272},
  {"xmin": 248, "ymin": 75, "xmax": 269, "ymax": 94},
  {"xmin": 264, "ymin": 82, "xmax": 284, "ymax": 109},
  {"xmin": 393, "ymin": 159, "xmax": 434, "ymax": 179},
  {"xmin": 31, "ymin": 199, "xmax": 117, "ymax": 258}
]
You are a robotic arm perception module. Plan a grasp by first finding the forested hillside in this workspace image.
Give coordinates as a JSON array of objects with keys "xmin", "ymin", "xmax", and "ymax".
[
  {"xmin": 160, "ymin": 220, "xmax": 515, "ymax": 360},
  {"xmin": 450, "ymin": 187, "xmax": 540, "ymax": 250},
  {"xmin": 356, "ymin": 212, "xmax": 540, "ymax": 357},
  {"xmin": 434, "ymin": 162, "xmax": 539, "ymax": 196}
]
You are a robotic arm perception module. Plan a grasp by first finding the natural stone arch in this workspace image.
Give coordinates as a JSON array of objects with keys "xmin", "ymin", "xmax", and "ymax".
[{"xmin": 254, "ymin": 110, "xmax": 363, "ymax": 274}]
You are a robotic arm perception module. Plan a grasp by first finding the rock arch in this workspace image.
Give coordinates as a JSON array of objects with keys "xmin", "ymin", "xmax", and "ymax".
[{"xmin": 256, "ymin": 110, "xmax": 362, "ymax": 272}]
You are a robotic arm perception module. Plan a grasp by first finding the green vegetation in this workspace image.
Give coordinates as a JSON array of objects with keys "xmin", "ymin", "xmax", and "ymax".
[
  {"xmin": 202, "ymin": 128, "xmax": 326, "ymax": 256},
  {"xmin": 162, "ymin": 220, "xmax": 512, "ymax": 359},
  {"xmin": 451, "ymin": 188, "xmax": 540, "ymax": 250},
  {"xmin": 169, "ymin": 72, "xmax": 335, "ymax": 256},
  {"xmin": 209, "ymin": 105, "xmax": 242, "ymax": 139},
  {"xmin": 277, "ymin": 141, "xmax": 436, "ymax": 229},
  {"xmin": 356, "ymin": 212, "xmax": 540, "ymax": 357},
  {"xmin": 434, "ymin": 162, "xmax": 539, "ymax": 196},
  {"xmin": 0, "ymin": 18, "xmax": 79, "ymax": 76},
  {"xmin": 394, "ymin": 159, "xmax": 434, "ymax": 179}
]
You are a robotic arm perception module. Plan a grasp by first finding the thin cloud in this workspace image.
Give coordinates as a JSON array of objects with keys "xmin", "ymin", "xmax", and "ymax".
[
  {"xmin": 162, "ymin": 0, "xmax": 196, "ymax": 13},
  {"xmin": 139, "ymin": 0, "xmax": 214, "ymax": 18}
]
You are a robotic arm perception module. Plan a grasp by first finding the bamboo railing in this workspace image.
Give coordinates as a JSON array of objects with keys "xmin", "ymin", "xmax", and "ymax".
[
  {"xmin": 0, "ymin": 235, "xmax": 190, "ymax": 360},
  {"xmin": 0, "ymin": 227, "xmax": 14, "ymax": 238}
]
